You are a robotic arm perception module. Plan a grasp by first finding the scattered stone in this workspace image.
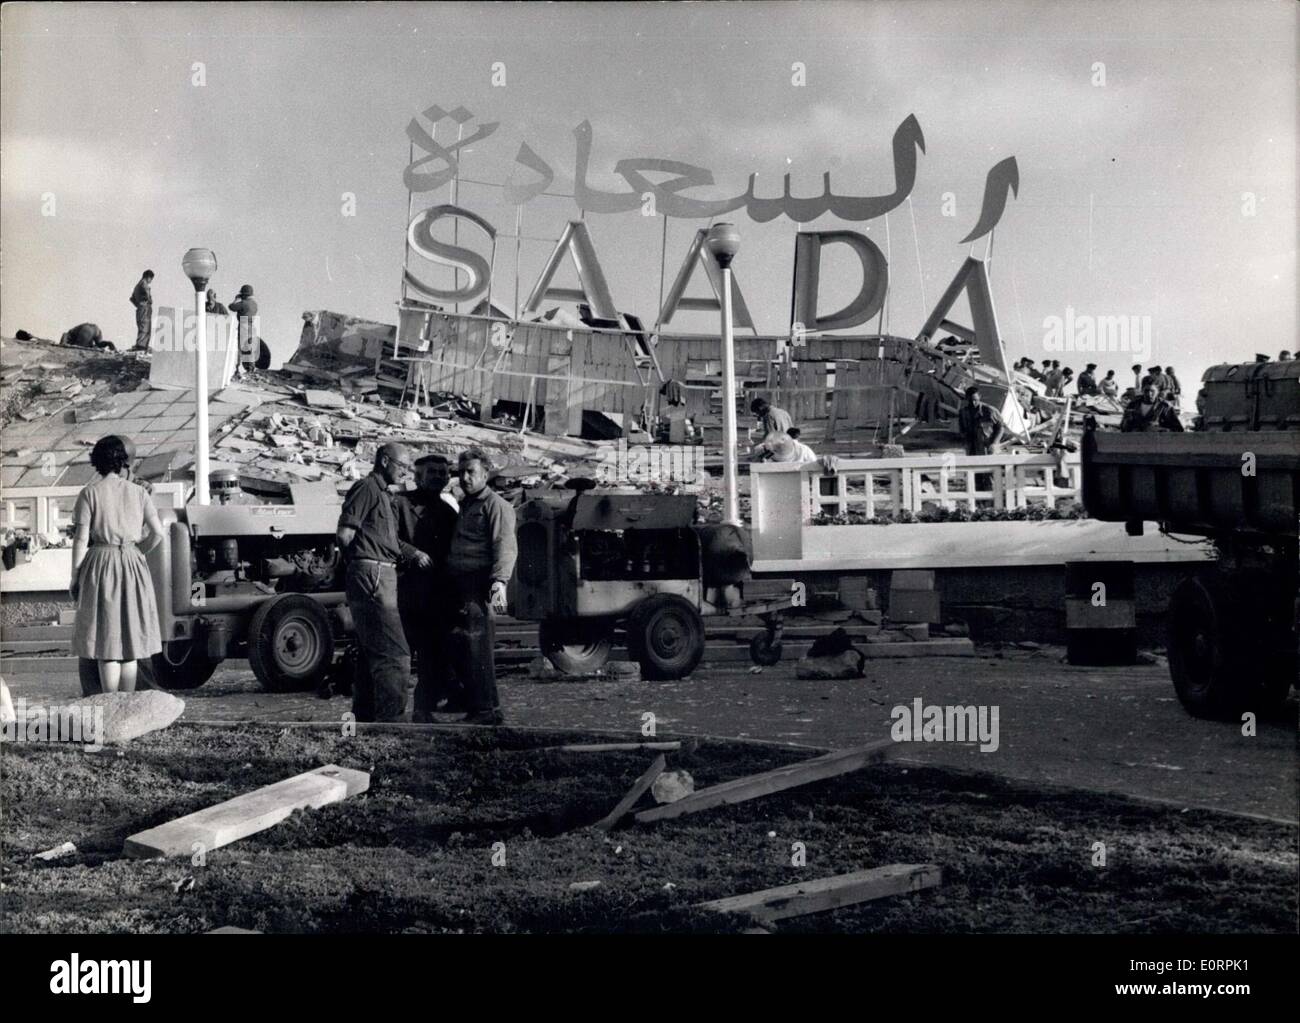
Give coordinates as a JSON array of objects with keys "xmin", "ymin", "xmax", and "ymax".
[
  {"xmin": 1014, "ymin": 640, "xmax": 1041, "ymax": 651},
  {"xmin": 84, "ymin": 691, "xmax": 185, "ymax": 744},
  {"xmin": 528, "ymin": 656, "xmax": 562, "ymax": 681},
  {"xmin": 651, "ymin": 770, "xmax": 695, "ymax": 804},
  {"xmin": 901, "ymin": 623, "xmax": 930, "ymax": 641},
  {"xmin": 603, "ymin": 661, "xmax": 641, "ymax": 681},
  {"xmin": 33, "ymin": 841, "xmax": 77, "ymax": 861},
  {"xmin": 568, "ymin": 880, "xmax": 602, "ymax": 892},
  {"xmin": 944, "ymin": 622, "xmax": 971, "ymax": 637}
]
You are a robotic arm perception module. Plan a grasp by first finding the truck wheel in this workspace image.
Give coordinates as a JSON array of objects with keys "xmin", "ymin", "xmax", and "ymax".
[
  {"xmin": 1168, "ymin": 574, "xmax": 1251, "ymax": 719},
  {"xmin": 539, "ymin": 617, "xmax": 613, "ymax": 674},
  {"xmin": 148, "ymin": 641, "xmax": 219, "ymax": 691},
  {"xmin": 627, "ymin": 594, "xmax": 705, "ymax": 680},
  {"xmin": 249, "ymin": 594, "xmax": 334, "ymax": 693}
]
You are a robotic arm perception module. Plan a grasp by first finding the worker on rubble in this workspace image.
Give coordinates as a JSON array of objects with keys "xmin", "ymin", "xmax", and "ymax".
[
  {"xmin": 957, "ymin": 385, "xmax": 1005, "ymax": 456},
  {"xmin": 1099, "ymin": 370, "xmax": 1119, "ymax": 399},
  {"xmin": 444, "ymin": 448, "xmax": 516, "ymax": 726},
  {"xmin": 1280, "ymin": 350, "xmax": 1294, "ymax": 362},
  {"xmin": 205, "ymin": 289, "xmax": 228, "ymax": 316},
  {"xmin": 336, "ymin": 442, "xmax": 414, "ymax": 722},
  {"xmin": 60, "ymin": 323, "xmax": 116, "ymax": 352},
  {"xmin": 1163, "ymin": 366, "xmax": 1183, "ymax": 408},
  {"xmin": 786, "ymin": 427, "xmax": 819, "ymax": 463},
  {"xmin": 748, "ymin": 396, "xmax": 794, "ymax": 456},
  {"xmin": 1077, "ymin": 364, "xmax": 1099, "ymax": 396},
  {"xmin": 129, "ymin": 270, "xmax": 154, "ymax": 351},
  {"xmin": 1044, "ymin": 361, "xmax": 1065, "ymax": 397},
  {"xmin": 1121, "ymin": 382, "xmax": 1184, "ymax": 433},
  {"xmin": 228, "ymin": 285, "xmax": 270, "ymax": 372},
  {"xmin": 393, "ymin": 454, "xmax": 460, "ymax": 721}
]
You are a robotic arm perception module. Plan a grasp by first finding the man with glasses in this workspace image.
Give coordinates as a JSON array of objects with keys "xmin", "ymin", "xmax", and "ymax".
[{"xmin": 336, "ymin": 442, "xmax": 413, "ymax": 722}]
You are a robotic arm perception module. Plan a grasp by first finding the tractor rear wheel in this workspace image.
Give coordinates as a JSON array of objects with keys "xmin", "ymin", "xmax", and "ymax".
[
  {"xmin": 249, "ymin": 594, "xmax": 335, "ymax": 693},
  {"xmin": 538, "ymin": 617, "xmax": 614, "ymax": 674},
  {"xmin": 148, "ymin": 641, "xmax": 219, "ymax": 691},
  {"xmin": 626, "ymin": 594, "xmax": 705, "ymax": 680}
]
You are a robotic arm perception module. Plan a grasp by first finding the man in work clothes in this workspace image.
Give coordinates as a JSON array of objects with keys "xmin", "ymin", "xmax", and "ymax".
[
  {"xmin": 445, "ymin": 448, "xmax": 517, "ymax": 726},
  {"xmin": 336, "ymin": 442, "xmax": 414, "ymax": 722},
  {"xmin": 957, "ymin": 385, "xmax": 1005, "ymax": 456},
  {"xmin": 393, "ymin": 453, "xmax": 460, "ymax": 721},
  {"xmin": 129, "ymin": 270, "xmax": 154, "ymax": 351},
  {"xmin": 228, "ymin": 284, "xmax": 265, "ymax": 373}
]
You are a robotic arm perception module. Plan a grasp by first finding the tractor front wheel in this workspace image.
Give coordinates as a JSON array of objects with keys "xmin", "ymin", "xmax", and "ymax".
[{"xmin": 249, "ymin": 594, "xmax": 335, "ymax": 693}]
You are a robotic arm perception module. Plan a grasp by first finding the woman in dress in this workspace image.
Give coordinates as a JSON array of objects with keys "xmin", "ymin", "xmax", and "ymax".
[{"xmin": 69, "ymin": 435, "xmax": 165, "ymax": 692}]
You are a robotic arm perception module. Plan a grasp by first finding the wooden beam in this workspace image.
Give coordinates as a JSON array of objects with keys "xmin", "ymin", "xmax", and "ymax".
[
  {"xmin": 591, "ymin": 754, "xmax": 667, "ymax": 832},
  {"xmin": 698, "ymin": 863, "xmax": 942, "ymax": 923},
  {"xmin": 634, "ymin": 740, "xmax": 894, "ymax": 824},
  {"xmin": 551, "ymin": 741, "xmax": 682, "ymax": 754},
  {"xmin": 124, "ymin": 765, "xmax": 370, "ymax": 858}
]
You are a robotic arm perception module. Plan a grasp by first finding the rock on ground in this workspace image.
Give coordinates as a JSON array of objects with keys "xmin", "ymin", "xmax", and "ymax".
[
  {"xmin": 796, "ymin": 650, "xmax": 866, "ymax": 680},
  {"xmin": 68, "ymin": 692, "xmax": 185, "ymax": 744},
  {"xmin": 650, "ymin": 769, "xmax": 695, "ymax": 804}
]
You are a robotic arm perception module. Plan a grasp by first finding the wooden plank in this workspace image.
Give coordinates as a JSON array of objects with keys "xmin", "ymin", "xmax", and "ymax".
[
  {"xmin": 634, "ymin": 740, "xmax": 894, "ymax": 824},
  {"xmin": 124, "ymin": 765, "xmax": 370, "ymax": 858},
  {"xmin": 699, "ymin": 864, "xmax": 942, "ymax": 923},
  {"xmin": 592, "ymin": 754, "xmax": 667, "ymax": 832},
  {"xmin": 551, "ymin": 741, "xmax": 682, "ymax": 753}
]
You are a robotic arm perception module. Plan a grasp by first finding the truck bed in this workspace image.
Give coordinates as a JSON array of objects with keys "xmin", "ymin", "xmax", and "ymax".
[{"xmin": 1082, "ymin": 429, "xmax": 1300, "ymax": 536}]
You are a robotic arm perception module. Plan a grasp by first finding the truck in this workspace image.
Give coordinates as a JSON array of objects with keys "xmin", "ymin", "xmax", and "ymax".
[{"xmin": 1080, "ymin": 360, "xmax": 1299, "ymax": 719}]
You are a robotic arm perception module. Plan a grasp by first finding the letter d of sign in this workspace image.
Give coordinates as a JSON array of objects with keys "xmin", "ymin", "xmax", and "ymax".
[
  {"xmin": 522, "ymin": 220, "xmax": 620, "ymax": 323},
  {"xmin": 405, "ymin": 203, "xmax": 497, "ymax": 304},
  {"xmin": 790, "ymin": 231, "xmax": 888, "ymax": 333}
]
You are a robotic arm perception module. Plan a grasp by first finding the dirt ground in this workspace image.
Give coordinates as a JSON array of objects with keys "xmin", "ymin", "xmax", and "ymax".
[{"xmin": 1, "ymin": 723, "xmax": 1295, "ymax": 934}]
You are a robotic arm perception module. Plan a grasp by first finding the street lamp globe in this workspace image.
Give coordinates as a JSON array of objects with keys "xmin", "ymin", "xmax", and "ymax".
[
  {"xmin": 181, "ymin": 248, "xmax": 218, "ymax": 291},
  {"xmin": 705, "ymin": 222, "xmax": 740, "ymax": 268}
]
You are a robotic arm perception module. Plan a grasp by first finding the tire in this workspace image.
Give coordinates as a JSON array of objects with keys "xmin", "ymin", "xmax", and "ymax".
[
  {"xmin": 1168, "ymin": 573, "xmax": 1270, "ymax": 720},
  {"xmin": 626, "ymin": 594, "xmax": 705, "ymax": 680},
  {"xmin": 538, "ymin": 617, "xmax": 614, "ymax": 674},
  {"xmin": 248, "ymin": 594, "xmax": 335, "ymax": 693},
  {"xmin": 148, "ymin": 641, "xmax": 219, "ymax": 691},
  {"xmin": 749, "ymin": 632, "xmax": 783, "ymax": 666}
]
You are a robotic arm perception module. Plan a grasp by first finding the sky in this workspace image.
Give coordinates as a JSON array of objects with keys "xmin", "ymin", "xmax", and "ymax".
[{"xmin": 2, "ymin": 0, "xmax": 1295, "ymax": 392}]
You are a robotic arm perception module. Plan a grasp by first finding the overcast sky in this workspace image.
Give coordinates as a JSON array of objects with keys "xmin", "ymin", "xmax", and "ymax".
[{"xmin": 2, "ymin": 1, "xmax": 1294, "ymax": 389}]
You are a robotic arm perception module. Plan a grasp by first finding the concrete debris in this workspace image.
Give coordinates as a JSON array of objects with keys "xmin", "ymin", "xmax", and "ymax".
[
  {"xmin": 796, "ymin": 649, "xmax": 867, "ymax": 679},
  {"xmin": 33, "ymin": 841, "xmax": 78, "ymax": 862},
  {"xmin": 86, "ymin": 691, "xmax": 186, "ymax": 744}
]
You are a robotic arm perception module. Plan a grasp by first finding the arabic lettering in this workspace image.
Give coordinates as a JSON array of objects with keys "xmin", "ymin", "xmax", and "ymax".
[
  {"xmin": 958, "ymin": 156, "xmax": 1020, "ymax": 245},
  {"xmin": 404, "ymin": 104, "xmax": 499, "ymax": 194}
]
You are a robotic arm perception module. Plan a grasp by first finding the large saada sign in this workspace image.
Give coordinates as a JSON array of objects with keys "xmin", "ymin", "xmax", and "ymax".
[{"xmin": 401, "ymin": 104, "xmax": 1020, "ymax": 335}]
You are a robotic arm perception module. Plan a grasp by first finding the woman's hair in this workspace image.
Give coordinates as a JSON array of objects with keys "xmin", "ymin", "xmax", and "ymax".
[{"xmin": 90, "ymin": 435, "xmax": 131, "ymax": 476}]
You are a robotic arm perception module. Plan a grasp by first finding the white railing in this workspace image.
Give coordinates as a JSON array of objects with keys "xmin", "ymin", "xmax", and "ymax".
[{"xmin": 797, "ymin": 452, "xmax": 1082, "ymax": 521}]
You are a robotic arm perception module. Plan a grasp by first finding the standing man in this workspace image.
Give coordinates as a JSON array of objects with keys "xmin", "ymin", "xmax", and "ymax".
[
  {"xmin": 205, "ymin": 289, "xmax": 228, "ymax": 316},
  {"xmin": 393, "ymin": 454, "xmax": 460, "ymax": 721},
  {"xmin": 957, "ymin": 386, "xmax": 1005, "ymax": 455},
  {"xmin": 445, "ymin": 448, "xmax": 517, "ymax": 726},
  {"xmin": 130, "ymin": 269, "xmax": 154, "ymax": 352},
  {"xmin": 1164, "ymin": 366, "xmax": 1183, "ymax": 408},
  {"xmin": 1121, "ymin": 382, "xmax": 1184, "ymax": 433},
  {"xmin": 1044, "ymin": 361, "xmax": 1065, "ymax": 397},
  {"xmin": 336, "ymin": 442, "xmax": 413, "ymax": 722},
  {"xmin": 228, "ymin": 285, "xmax": 261, "ymax": 374},
  {"xmin": 1077, "ymin": 363, "xmax": 1099, "ymax": 396}
]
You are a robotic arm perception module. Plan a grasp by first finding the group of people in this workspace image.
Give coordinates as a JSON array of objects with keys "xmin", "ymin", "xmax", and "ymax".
[
  {"xmin": 127, "ymin": 269, "xmax": 270, "ymax": 369},
  {"xmin": 337, "ymin": 443, "xmax": 517, "ymax": 725}
]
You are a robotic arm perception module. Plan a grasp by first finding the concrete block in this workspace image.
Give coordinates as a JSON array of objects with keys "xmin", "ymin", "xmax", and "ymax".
[
  {"xmin": 888, "ymin": 590, "xmax": 941, "ymax": 624},
  {"xmin": 890, "ymin": 569, "xmax": 935, "ymax": 591},
  {"xmin": 901, "ymin": 623, "xmax": 930, "ymax": 641}
]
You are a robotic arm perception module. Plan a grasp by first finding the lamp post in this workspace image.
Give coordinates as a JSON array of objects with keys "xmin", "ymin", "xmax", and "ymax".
[
  {"xmin": 705, "ymin": 223, "xmax": 741, "ymax": 527},
  {"xmin": 181, "ymin": 248, "xmax": 218, "ymax": 505}
]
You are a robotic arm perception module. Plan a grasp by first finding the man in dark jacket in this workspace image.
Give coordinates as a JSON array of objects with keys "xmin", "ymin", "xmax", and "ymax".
[
  {"xmin": 336, "ymin": 442, "xmax": 414, "ymax": 722},
  {"xmin": 1121, "ymin": 382, "xmax": 1184, "ymax": 432},
  {"xmin": 956, "ymin": 386, "xmax": 1005, "ymax": 455},
  {"xmin": 130, "ymin": 270, "xmax": 154, "ymax": 351},
  {"xmin": 393, "ymin": 454, "xmax": 460, "ymax": 720}
]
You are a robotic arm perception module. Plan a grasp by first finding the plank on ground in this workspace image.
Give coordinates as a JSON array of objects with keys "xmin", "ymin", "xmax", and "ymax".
[
  {"xmin": 591, "ymin": 754, "xmax": 667, "ymax": 832},
  {"xmin": 634, "ymin": 740, "xmax": 894, "ymax": 824},
  {"xmin": 698, "ymin": 863, "xmax": 942, "ymax": 923},
  {"xmin": 124, "ymin": 764, "xmax": 370, "ymax": 858}
]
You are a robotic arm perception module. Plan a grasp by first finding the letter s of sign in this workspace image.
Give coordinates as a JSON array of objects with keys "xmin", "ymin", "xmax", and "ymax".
[{"xmin": 405, "ymin": 203, "xmax": 498, "ymax": 304}]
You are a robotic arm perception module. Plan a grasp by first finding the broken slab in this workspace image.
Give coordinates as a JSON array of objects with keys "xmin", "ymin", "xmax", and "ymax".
[
  {"xmin": 124, "ymin": 764, "xmax": 369, "ymax": 858},
  {"xmin": 635, "ymin": 740, "xmax": 894, "ymax": 824},
  {"xmin": 698, "ymin": 864, "xmax": 942, "ymax": 924},
  {"xmin": 650, "ymin": 769, "xmax": 695, "ymax": 805}
]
